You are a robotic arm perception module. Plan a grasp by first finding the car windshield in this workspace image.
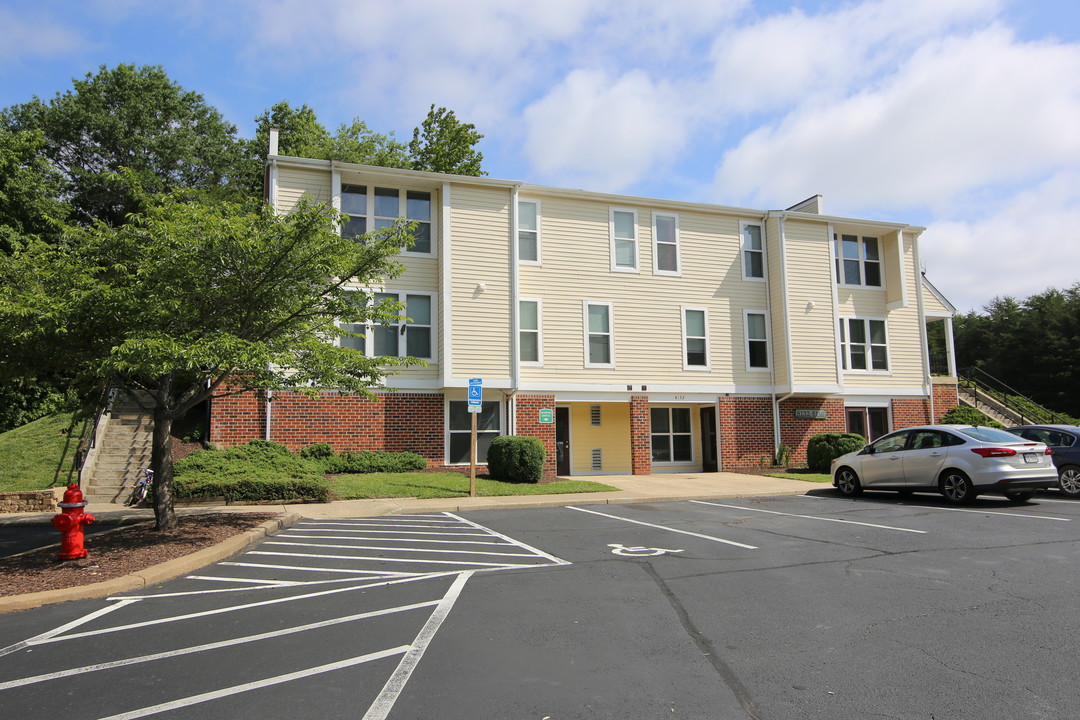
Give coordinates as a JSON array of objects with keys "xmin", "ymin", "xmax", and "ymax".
[{"xmin": 959, "ymin": 426, "xmax": 1034, "ymax": 444}]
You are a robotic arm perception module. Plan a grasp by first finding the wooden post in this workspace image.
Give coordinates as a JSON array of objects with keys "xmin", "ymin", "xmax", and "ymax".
[{"xmin": 470, "ymin": 411, "xmax": 477, "ymax": 497}]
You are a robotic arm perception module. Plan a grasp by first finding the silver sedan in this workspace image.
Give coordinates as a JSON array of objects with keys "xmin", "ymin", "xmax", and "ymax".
[{"xmin": 831, "ymin": 424, "xmax": 1058, "ymax": 504}]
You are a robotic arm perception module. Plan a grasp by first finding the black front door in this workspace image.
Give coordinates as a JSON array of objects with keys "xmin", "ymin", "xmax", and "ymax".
[
  {"xmin": 555, "ymin": 407, "xmax": 571, "ymax": 476},
  {"xmin": 700, "ymin": 407, "xmax": 718, "ymax": 472}
]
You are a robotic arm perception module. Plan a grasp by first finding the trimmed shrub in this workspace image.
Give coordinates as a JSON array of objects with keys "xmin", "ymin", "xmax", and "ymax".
[
  {"xmin": 327, "ymin": 451, "xmax": 428, "ymax": 474},
  {"xmin": 487, "ymin": 435, "xmax": 546, "ymax": 483},
  {"xmin": 939, "ymin": 405, "xmax": 1003, "ymax": 428},
  {"xmin": 175, "ymin": 440, "xmax": 323, "ymax": 480},
  {"xmin": 299, "ymin": 442, "xmax": 335, "ymax": 461},
  {"xmin": 807, "ymin": 432, "xmax": 867, "ymax": 473},
  {"xmin": 175, "ymin": 476, "xmax": 330, "ymax": 503}
]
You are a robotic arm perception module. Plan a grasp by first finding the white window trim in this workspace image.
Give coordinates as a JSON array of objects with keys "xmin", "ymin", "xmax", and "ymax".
[
  {"xmin": 583, "ymin": 300, "xmax": 615, "ymax": 368},
  {"xmin": 681, "ymin": 306, "xmax": 710, "ymax": 371},
  {"xmin": 517, "ymin": 197, "xmax": 541, "ymax": 266},
  {"xmin": 839, "ymin": 316, "xmax": 891, "ymax": 374},
  {"xmin": 370, "ymin": 289, "xmax": 438, "ymax": 362},
  {"xmin": 744, "ymin": 309, "xmax": 771, "ymax": 372},
  {"xmin": 740, "ymin": 220, "xmax": 766, "ymax": 282},
  {"xmin": 444, "ymin": 399, "xmax": 504, "ymax": 466},
  {"xmin": 652, "ymin": 211, "xmax": 680, "ymax": 276},
  {"xmin": 609, "ymin": 207, "xmax": 639, "ymax": 273},
  {"xmin": 519, "ymin": 298, "xmax": 543, "ymax": 366},
  {"xmin": 650, "ymin": 406, "xmax": 696, "ymax": 466},
  {"xmin": 336, "ymin": 178, "xmax": 437, "ymax": 258},
  {"xmin": 834, "ymin": 233, "xmax": 884, "ymax": 290}
]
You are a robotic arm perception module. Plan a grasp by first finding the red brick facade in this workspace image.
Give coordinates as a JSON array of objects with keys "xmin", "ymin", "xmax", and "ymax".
[
  {"xmin": 777, "ymin": 397, "xmax": 847, "ymax": 466},
  {"xmin": 630, "ymin": 396, "xmax": 652, "ymax": 475},
  {"xmin": 513, "ymin": 394, "xmax": 558, "ymax": 479},
  {"xmin": 891, "ymin": 398, "xmax": 933, "ymax": 428},
  {"xmin": 933, "ymin": 382, "xmax": 959, "ymax": 421}
]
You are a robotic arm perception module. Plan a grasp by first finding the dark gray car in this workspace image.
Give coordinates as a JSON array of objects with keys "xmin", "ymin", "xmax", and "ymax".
[{"xmin": 1007, "ymin": 425, "xmax": 1080, "ymax": 497}]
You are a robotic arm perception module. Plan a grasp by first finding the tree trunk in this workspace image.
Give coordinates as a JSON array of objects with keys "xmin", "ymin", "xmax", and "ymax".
[{"xmin": 151, "ymin": 408, "xmax": 178, "ymax": 531}]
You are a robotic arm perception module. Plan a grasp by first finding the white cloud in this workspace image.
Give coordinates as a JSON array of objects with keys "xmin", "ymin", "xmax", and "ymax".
[
  {"xmin": 0, "ymin": 8, "xmax": 89, "ymax": 62},
  {"xmin": 521, "ymin": 69, "xmax": 687, "ymax": 192},
  {"xmin": 920, "ymin": 169, "xmax": 1080, "ymax": 312},
  {"xmin": 712, "ymin": 27, "xmax": 1080, "ymax": 213}
]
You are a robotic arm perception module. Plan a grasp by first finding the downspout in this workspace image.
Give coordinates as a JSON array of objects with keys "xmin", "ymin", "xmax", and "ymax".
[
  {"xmin": 264, "ymin": 131, "xmax": 279, "ymax": 443},
  {"xmin": 771, "ymin": 212, "xmax": 796, "ymax": 456},
  {"xmin": 509, "ymin": 183, "xmax": 523, "ymax": 436},
  {"xmin": 913, "ymin": 232, "xmax": 934, "ymax": 422},
  {"xmin": 264, "ymin": 389, "xmax": 272, "ymax": 442}
]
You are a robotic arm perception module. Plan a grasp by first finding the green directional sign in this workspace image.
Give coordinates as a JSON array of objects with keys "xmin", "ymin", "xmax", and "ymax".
[{"xmin": 538, "ymin": 408, "xmax": 554, "ymax": 424}]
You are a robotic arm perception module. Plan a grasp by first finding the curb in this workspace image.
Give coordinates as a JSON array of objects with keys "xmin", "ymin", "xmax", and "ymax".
[{"xmin": 0, "ymin": 513, "xmax": 301, "ymax": 614}]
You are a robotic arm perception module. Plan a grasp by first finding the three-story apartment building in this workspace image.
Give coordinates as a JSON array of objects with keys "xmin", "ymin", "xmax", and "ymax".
[{"xmin": 209, "ymin": 145, "xmax": 959, "ymax": 477}]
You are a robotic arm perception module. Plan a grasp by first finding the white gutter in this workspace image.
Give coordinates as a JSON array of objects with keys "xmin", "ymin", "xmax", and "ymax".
[
  {"xmin": 772, "ymin": 212, "xmax": 796, "ymax": 455},
  {"xmin": 440, "ymin": 182, "xmax": 453, "ymax": 389},
  {"xmin": 912, "ymin": 231, "xmax": 934, "ymax": 421}
]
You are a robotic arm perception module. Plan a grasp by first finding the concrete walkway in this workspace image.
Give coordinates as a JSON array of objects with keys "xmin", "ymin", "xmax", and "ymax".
[{"xmin": 0, "ymin": 472, "xmax": 821, "ymax": 611}]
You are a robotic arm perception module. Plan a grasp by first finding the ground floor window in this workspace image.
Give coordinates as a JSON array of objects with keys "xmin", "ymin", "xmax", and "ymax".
[
  {"xmin": 447, "ymin": 400, "xmax": 502, "ymax": 464},
  {"xmin": 651, "ymin": 407, "xmax": 692, "ymax": 463},
  {"xmin": 846, "ymin": 406, "xmax": 889, "ymax": 441}
]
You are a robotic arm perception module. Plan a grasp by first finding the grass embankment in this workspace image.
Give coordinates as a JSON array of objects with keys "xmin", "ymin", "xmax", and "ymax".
[
  {"xmin": 762, "ymin": 468, "xmax": 832, "ymax": 483},
  {"xmin": 0, "ymin": 413, "xmax": 83, "ymax": 491},
  {"xmin": 330, "ymin": 473, "xmax": 618, "ymax": 499}
]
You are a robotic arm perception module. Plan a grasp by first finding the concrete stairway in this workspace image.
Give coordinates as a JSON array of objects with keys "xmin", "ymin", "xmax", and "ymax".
[{"xmin": 83, "ymin": 396, "xmax": 154, "ymax": 504}]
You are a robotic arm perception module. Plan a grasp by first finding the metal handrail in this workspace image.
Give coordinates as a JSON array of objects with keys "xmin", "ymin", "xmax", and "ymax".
[{"xmin": 958, "ymin": 367, "xmax": 1071, "ymax": 426}]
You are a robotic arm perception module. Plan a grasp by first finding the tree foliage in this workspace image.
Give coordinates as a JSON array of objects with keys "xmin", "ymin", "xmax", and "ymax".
[
  {"xmin": 953, "ymin": 284, "xmax": 1080, "ymax": 417},
  {"xmin": 0, "ymin": 127, "xmax": 68, "ymax": 252},
  {"xmin": 1, "ymin": 64, "xmax": 244, "ymax": 227},
  {"xmin": 0, "ymin": 186, "xmax": 418, "ymax": 529},
  {"xmin": 409, "ymin": 104, "xmax": 485, "ymax": 176}
]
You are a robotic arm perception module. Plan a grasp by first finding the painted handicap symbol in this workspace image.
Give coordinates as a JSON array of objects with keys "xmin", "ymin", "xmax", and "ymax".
[{"xmin": 608, "ymin": 543, "xmax": 684, "ymax": 557}]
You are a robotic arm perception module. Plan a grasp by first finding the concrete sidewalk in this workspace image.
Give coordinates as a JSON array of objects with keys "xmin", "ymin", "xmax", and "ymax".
[{"xmin": 0, "ymin": 472, "xmax": 821, "ymax": 612}]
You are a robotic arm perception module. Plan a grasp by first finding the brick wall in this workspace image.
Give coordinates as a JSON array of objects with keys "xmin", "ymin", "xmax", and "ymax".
[
  {"xmin": 892, "ymin": 398, "xmax": 932, "ymax": 428},
  {"xmin": 717, "ymin": 396, "xmax": 774, "ymax": 469},
  {"xmin": 210, "ymin": 391, "xmax": 447, "ymax": 468},
  {"xmin": 630, "ymin": 396, "xmax": 651, "ymax": 475},
  {"xmin": 777, "ymin": 397, "xmax": 847, "ymax": 465},
  {"xmin": 0, "ymin": 489, "xmax": 58, "ymax": 514},
  {"xmin": 933, "ymin": 382, "xmax": 959, "ymax": 422},
  {"xmin": 513, "ymin": 394, "xmax": 558, "ymax": 479}
]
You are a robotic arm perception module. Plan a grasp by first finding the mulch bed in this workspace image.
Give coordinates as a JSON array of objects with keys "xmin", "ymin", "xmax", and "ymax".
[{"xmin": 0, "ymin": 513, "xmax": 279, "ymax": 597}]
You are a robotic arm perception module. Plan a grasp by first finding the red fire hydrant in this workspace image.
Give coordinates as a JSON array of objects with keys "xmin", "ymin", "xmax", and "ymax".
[{"xmin": 51, "ymin": 484, "xmax": 95, "ymax": 560}]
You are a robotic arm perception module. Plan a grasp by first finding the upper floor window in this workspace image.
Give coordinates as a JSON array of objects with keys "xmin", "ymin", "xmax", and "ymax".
[
  {"xmin": 373, "ymin": 291, "xmax": 433, "ymax": 359},
  {"xmin": 839, "ymin": 317, "xmax": 888, "ymax": 371},
  {"xmin": 519, "ymin": 299, "xmax": 542, "ymax": 364},
  {"xmin": 742, "ymin": 221, "xmax": 765, "ymax": 280},
  {"xmin": 745, "ymin": 311, "xmax": 770, "ymax": 370},
  {"xmin": 584, "ymin": 301, "xmax": 614, "ymax": 367},
  {"xmin": 653, "ymin": 212, "xmax": 679, "ymax": 275},
  {"xmin": 683, "ymin": 307, "xmax": 708, "ymax": 369},
  {"xmin": 611, "ymin": 209, "xmax": 638, "ymax": 272},
  {"xmin": 835, "ymin": 234, "xmax": 881, "ymax": 287},
  {"xmin": 341, "ymin": 184, "xmax": 432, "ymax": 254},
  {"xmin": 518, "ymin": 200, "xmax": 540, "ymax": 264}
]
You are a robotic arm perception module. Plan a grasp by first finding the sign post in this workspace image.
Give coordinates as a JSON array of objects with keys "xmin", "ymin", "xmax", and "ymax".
[{"xmin": 468, "ymin": 379, "xmax": 482, "ymax": 497}]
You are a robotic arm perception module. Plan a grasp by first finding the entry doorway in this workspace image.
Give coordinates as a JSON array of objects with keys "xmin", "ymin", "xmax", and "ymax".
[
  {"xmin": 846, "ymin": 407, "xmax": 889, "ymax": 441},
  {"xmin": 699, "ymin": 407, "xmax": 718, "ymax": 472},
  {"xmin": 555, "ymin": 407, "xmax": 571, "ymax": 476}
]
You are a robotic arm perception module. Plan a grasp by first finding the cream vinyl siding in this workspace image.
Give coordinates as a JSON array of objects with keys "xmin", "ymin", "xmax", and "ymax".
[
  {"xmin": 840, "ymin": 232, "xmax": 924, "ymax": 389},
  {"xmin": 765, "ymin": 215, "xmax": 789, "ymax": 383},
  {"xmin": 448, "ymin": 184, "xmax": 513, "ymax": 379},
  {"xmin": 922, "ymin": 283, "xmax": 952, "ymax": 315},
  {"xmin": 570, "ymin": 402, "xmax": 632, "ymax": 473},
  {"xmin": 518, "ymin": 196, "xmax": 767, "ymax": 386},
  {"xmin": 275, "ymin": 166, "xmax": 332, "ymax": 213},
  {"xmin": 782, "ymin": 220, "xmax": 839, "ymax": 385}
]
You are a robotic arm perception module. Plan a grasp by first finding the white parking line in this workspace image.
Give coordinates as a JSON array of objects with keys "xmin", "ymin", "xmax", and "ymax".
[
  {"xmin": 566, "ymin": 506, "xmax": 758, "ymax": 549},
  {"xmin": 802, "ymin": 496, "xmax": 1071, "ymax": 521},
  {"xmin": 248, "ymin": 550, "xmax": 542, "ymax": 568},
  {"xmin": 445, "ymin": 512, "xmax": 571, "ymax": 566},
  {"xmin": 279, "ymin": 533, "xmax": 514, "ymax": 546},
  {"xmin": 690, "ymin": 500, "xmax": 927, "ymax": 534},
  {"xmin": 262, "ymin": 540, "xmax": 542, "ymax": 558},
  {"xmin": 218, "ymin": 562, "xmax": 421, "ymax": 577}
]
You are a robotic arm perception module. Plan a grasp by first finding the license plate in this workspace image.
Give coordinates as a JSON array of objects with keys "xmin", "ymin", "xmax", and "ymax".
[{"xmin": 1023, "ymin": 453, "xmax": 1039, "ymax": 464}]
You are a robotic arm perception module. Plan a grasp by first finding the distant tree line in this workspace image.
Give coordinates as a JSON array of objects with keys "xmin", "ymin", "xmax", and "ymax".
[{"xmin": 953, "ymin": 284, "xmax": 1080, "ymax": 419}]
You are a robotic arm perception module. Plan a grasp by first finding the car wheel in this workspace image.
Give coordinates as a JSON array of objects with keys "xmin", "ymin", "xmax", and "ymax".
[
  {"xmin": 835, "ymin": 467, "xmax": 863, "ymax": 497},
  {"xmin": 1058, "ymin": 466, "xmax": 1080, "ymax": 497},
  {"xmin": 1004, "ymin": 490, "xmax": 1035, "ymax": 504},
  {"xmin": 940, "ymin": 470, "xmax": 977, "ymax": 505}
]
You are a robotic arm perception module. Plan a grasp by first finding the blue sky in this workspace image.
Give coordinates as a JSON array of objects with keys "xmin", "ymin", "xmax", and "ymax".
[{"xmin": 2, "ymin": 0, "xmax": 1078, "ymax": 313}]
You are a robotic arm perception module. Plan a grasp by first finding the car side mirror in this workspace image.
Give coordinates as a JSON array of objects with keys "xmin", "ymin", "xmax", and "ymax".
[{"xmin": 860, "ymin": 445, "xmax": 874, "ymax": 455}]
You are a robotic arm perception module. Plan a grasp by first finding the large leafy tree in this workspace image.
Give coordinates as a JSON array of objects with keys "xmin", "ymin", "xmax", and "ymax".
[
  {"xmin": 0, "ymin": 127, "xmax": 68, "ymax": 252},
  {"xmin": 409, "ymin": 104, "xmax": 485, "ymax": 175},
  {"xmin": 0, "ymin": 186, "xmax": 417, "ymax": 530},
  {"xmin": 1, "ymin": 64, "xmax": 245, "ymax": 227}
]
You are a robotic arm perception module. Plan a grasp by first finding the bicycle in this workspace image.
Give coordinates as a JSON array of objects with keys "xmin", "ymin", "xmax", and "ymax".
[{"xmin": 126, "ymin": 468, "xmax": 154, "ymax": 506}]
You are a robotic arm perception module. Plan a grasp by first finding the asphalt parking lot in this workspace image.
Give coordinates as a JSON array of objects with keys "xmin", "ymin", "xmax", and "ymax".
[{"xmin": 3, "ymin": 490, "xmax": 1079, "ymax": 719}]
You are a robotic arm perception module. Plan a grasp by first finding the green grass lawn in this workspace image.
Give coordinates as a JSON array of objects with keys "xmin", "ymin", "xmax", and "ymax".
[
  {"xmin": 0, "ymin": 413, "xmax": 85, "ymax": 491},
  {"xmin": 763, "ymin": 469, "xmax": 832, "ymax": 483},
  {"xmin": 329, "ymin": 472, "xmax": 618, "ymax": 499}
]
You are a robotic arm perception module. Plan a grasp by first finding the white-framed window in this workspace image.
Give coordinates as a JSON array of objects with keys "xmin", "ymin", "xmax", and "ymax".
[
  {"xmin": 447, "ymin": 400, "xmax": 502, "ymax": 464},
  {"xmin": 519, "ymin": 299, "xmax": 542, "ymax": 365},
  {"xmin": 653, "ymin": 212, "xmax": 680, "ymax": 275},
  {"xmin": 518, "ymin": 199, "xmax": 540, "ymax": 264},
  {"xmin": 340, "ymin": 184, "xmax": 433, "ymax": 254},
  {"xmin": 834, "ymin": 233, "xmax": 881, "ymax": 287},
  {"xmin": 682, "ymin": 307, "xmax": 709, "ymax": 370},
  {"xmin": 584, "ymin": 301, "xmax": 614, "ymax": 367},
  {"xmin": 839, "ymin": 317, "xmax": 889, "ymax": 371},
  {"xmin": 651, "ymin": 407, "xmax": 693, "ymax": 464},
  {"xmin": 741, "ymin": 221, "xmax": 765, "ymax": 280},
  {"xmin": 372, "ymin": 291, "xmax": 434, "ymax": 360},
  {"xmin": 745, "ymin": 310, "xmax": 770, "ymax": 370},
  {"xmin": 610, "ymin": 208, "xmax": 638, "ymax": 272}
]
